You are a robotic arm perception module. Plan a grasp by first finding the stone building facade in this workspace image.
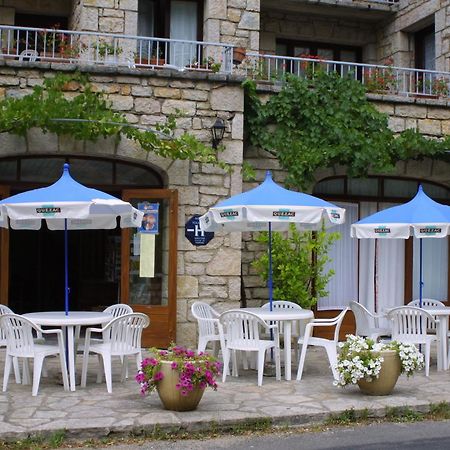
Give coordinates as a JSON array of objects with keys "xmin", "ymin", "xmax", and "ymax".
[{"xmin": 0, "ymin": 0, "xmax": 448, "ymax": 346}]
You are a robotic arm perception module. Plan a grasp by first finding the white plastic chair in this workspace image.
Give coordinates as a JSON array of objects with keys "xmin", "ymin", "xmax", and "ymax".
[
  {"xmin": 18, "ymin": 50, "xmax": 39, "ymax": 62},
  {"xmin": 387, "ymin": 306, "xmax": 436, "ymax": 376},
  {"xmin": 408, "ymin": 299, "xmax": 445, "ymax": 334},
  {"xmin": 191, "ymin": 302, "xmax": 223, "ymax": 356},
  {"xmin": 350, "ymin": 301, "xmax": 391, "ymax": 342},
  {"xmin": 219, "ymin": 310, "xmax": 281, "ymax": 386},
  {"xmin": 296, "ymin": 308, "xmax": 349, "ymax": 381},
  {"xmin": 0, "ymin": 314, "xmax": 69, "ymax": 396},
  {"xmin": 81, "ymin": 312, "xmax": 149, "ymax": 393}
]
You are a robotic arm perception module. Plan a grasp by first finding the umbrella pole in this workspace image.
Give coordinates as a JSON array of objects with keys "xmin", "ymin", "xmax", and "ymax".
[{"xmin": 64, "ymin": 218, "xmax": 69, "ymax": 316}]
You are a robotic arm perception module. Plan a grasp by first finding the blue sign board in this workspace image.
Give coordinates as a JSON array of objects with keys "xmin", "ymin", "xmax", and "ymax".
[{"xmin": 185, "ymin": 214, "xmax": 214, "ymax": 246}]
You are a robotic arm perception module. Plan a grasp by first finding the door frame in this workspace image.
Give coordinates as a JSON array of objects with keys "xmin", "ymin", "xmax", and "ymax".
[
  {"xmin": 0, "ymin": 185, "xmax": 9, "ymax": 305},
  {"xmin": 120, "ymin": 188, "xmax": 178, "ymax": 347}
]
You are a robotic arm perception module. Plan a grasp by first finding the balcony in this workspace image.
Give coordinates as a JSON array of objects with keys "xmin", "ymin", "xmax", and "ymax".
[
  {"xmin": 0, "ymin": 25, "xmax": 234, "ymax": 73},
  {"xmin": 244, "ymin": 53, "xmax": 450, "ymax": 101}
]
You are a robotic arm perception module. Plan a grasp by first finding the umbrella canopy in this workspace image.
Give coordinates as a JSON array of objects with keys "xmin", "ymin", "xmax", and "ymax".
[
  {"xmin": 0, "ymin": 163, "xmax": 143, "ymax": 314},
  {"xmin": 351, "ymin": 185, "xmax": 450, "ymax": 306},
  {"xmin": 200, "ymin": 171, "xmax": 345, "ymax": 232},
  {"xmin": 200, "ymin": 171, "xmax": 345, "ymax": 309},
  {"xmin": 0, "ymin": 163, "xmax": 142, "ymax": 230},
  {"xmin": 351, "ymin": 186, "xmax": 450, "ymax": 239}
]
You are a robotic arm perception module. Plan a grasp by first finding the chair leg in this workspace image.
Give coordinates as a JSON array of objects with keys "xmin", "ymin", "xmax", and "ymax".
[
  {"xmin": 96, "ymin": 354, "xmax": 104, "ymax": 384},
  {"xmin": 13, "ymin": 357, "xmax": 21, "ymax": 384},
  {"xmin": 222, "ymin": 349, "xmax": 230, "ymax": 383},
  {"xmin": 274, "ymin": 346, "xmax": 281, "ymax": 381},
  {"xmin": 3, "ymin": 354, "xmax": 12, "ymax": 392},
  {"xmin": 32, "ymin": 355, "xmax": 44, "ymax": 396},
  {"xmin": 102, "ymin": 354, "xmax": 112, "ymax": 394},
  {"xmin": 232, "ymin": 350, "xmax": 239, "ymax": 377},
  {"xmin": 212, "ymin": 340, "xmax": 219, "ymax": 357},
  {"xmin": 80, "ymin": 349, "xmax": 90, "ymax": 388},
  {"xmin": 257, "ymin": 350, "xmax": 265, "ymax": 386},
  {"xmin": 424, "ymin": 342, "xmax": 431, "ymax": 377},
  {"xmin": 58, "ymin": 350, "xmax": 69, "ymax": 392},
  {"xmin": 324, "ymin": 344, "xmax": 339, "ymax": 380},
  {"xmin": 22, "ymin": 359, "xmax": 31, "ymax": 385},
  {"xmin": 198, "ymin": 337, "xmax": 207, "ymax": 354},
  {"xmin": 296, "ymin": 342, "xmax": 308, "ymax": 381},
  {"xmin": 120, "ymin": 355, "xmax": 128, "ymax": 382}
]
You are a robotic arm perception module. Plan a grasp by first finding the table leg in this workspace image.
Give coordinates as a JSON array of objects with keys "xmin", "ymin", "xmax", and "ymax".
[
  {"xmin": 67, "ymin": 325, "xmax": 76, "ymax": 391},
  {"xmin": 284, "ymin": 321, "xmax": 292, "ymax": 381},
  {"xmin": 438, "ymin": 317, "xmax": 449, "ymax": 371}
]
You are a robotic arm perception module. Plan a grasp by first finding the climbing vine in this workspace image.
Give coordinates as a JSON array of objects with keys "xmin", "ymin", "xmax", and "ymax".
[
  {"xmin": 0, "ymin": 72, "xmax": 225, "ymax": 167},
  {"xmin": 244, "ymin": 72, "xmax": 450, "ymax": 189}
]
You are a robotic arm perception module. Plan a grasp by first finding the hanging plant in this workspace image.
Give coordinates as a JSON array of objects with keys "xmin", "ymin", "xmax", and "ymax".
[
  {"xmin": 243, "ymin": 72, "xmax": 450, "ymax": 190},
  {"xmin": 0, "ymin": 72, "xmax": 227, "ymax": 168}
]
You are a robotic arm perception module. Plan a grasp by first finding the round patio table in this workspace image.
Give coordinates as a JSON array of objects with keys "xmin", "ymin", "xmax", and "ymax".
[
  {"xmin": 239, "ymin": 307, "xmax": 314, "ymax": 381},
  {"xmin": 23, "ymin": 311, "xmax": 113, "ymax": 391},
  {"xmin": 420, "ymin": 306, "xmax": 450, "ymax": 371}
]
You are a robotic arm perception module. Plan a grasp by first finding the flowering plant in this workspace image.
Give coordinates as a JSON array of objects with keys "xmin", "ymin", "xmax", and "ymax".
[
  {"xmin": 335, "ymin": 335, "xmax": 424, "ymax": 387},
  {"xmin": 364, "ymin": 57, "xmax": 397, "ymax": 93},
  {"xmin": 136, "ymin": 344, "xmax": 221, "ymax": 396}
]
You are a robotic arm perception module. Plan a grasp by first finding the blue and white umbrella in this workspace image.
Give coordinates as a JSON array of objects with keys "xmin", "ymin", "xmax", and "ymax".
[
  {"xmin": 0, "ymin": 163, "xmax": 143, "ymax": 315},
  {"xmin": 200, "ymin": 171, "xmax": 345, "ymax": 309},
  {"xmin": 351, "ymin": 185, "xmax": 450, "ymax": 306}
]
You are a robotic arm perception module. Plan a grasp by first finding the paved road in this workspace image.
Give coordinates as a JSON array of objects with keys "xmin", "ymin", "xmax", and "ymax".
[{"xmin": 77, "ymin": 420, "xmax": 450, "ymax": 449}]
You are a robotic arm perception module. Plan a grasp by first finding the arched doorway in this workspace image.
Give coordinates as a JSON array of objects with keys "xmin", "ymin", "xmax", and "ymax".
[
  {"xmin": 0, "ymin": 156, "xmax": 177, "ymax": 346},
  {"xmin": 313, "ymin": 176, "xmax": 450, "ymax": 323}
]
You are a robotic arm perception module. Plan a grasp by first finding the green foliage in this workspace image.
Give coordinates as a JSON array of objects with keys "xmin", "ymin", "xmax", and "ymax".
[
  {"xmin": 0, "ymin": 72, "xmax": 226, "ymax": 168},
  {"xmin": 251, "ymin": 223, "xmax": 339, "ymax": 308},
  {"xmin": 243, "ymin": 73, "xmax": 450, "ymax": 190}
]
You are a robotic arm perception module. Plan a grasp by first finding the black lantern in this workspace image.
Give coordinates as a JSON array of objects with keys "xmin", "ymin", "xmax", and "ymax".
[{"xmin": 211, "ymin": 118, "xmax": 226, "ymax": 149}]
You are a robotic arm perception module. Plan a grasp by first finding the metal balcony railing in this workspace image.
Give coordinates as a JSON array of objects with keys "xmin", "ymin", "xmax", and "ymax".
[
  {"xmin": 0, "ymin": 25, "xmax": 234, "ymax": 73},
  {"xmin": 244, "ymin": 53, "xmax": 450, "ymax": 100}
]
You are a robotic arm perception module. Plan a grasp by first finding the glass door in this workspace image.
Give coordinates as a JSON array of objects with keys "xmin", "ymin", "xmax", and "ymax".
[
  {"xmin": 121, "ymin": 189, "xmax": 178, "ymax": 347},
  {"xmin": 0, "ymin": 185, "xmax": 9, "ymax": 305}
]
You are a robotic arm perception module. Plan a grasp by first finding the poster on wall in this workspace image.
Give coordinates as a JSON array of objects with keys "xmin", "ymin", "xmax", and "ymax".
[{"xmin": 138, "ymin": 202, "xmax": 159, "ymax": 234}]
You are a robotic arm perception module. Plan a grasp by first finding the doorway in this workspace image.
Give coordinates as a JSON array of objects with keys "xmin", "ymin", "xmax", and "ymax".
[{"xmin": 0, "ymin": 156, "xmax": 177, "ymax": 347}]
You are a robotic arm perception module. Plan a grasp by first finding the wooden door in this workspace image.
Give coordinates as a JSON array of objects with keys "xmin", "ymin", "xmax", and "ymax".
[
  {"xmin": 121, "ymin": 189, "xmax": 178, "ymax": 347},
  {"xmin": 0, "ymin": 185, "xmax": 9, "ymax": 305}
]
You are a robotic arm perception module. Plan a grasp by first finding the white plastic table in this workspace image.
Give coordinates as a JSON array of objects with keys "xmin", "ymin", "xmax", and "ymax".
[
  {"xmin": 23, "ymin": 311, "xmax": 113, "ymax": 391},
  {"xmin": 421, "ymin": 306, "xmax": 450, "ymax": 371},
  {"xmin": 240, "ymin": 307, "xmax": 314, "ymax": 380}
]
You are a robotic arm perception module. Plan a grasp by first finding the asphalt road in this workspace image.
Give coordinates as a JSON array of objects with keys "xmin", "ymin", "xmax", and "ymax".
[{"xmin": 76, "ymin": 420, "xmax": 450, "ymax": 449}]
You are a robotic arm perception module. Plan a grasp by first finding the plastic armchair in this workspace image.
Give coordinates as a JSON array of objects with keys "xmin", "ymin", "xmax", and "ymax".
[
  {"xmin": 0, "ymin": 314, "xmax": 69, "ymax": 396},
  {"xmin": 387, "ymin": 306, "xmax": 436, "ymax": 376},
  {"xmin": 350, "ymin": 301, "xmax": 391, "ymax": 342},
  {"xmin": 191, "ymin": 302, "xmax": 223, "ymax": 356},
  {"xmin": 219, "ymin": 310, "xmax": 281, "ymax": 386},
  {"xmin": 80, "ymin": 313, "xmax": 149, "ymax": 393},
  {"xmin": 18, "ymin": 50, "xmax": 39, "ymax": 62},
  {"xmin": 296, "ymin": 308, "xmax": 349, "ymax": 381},
  {"xmin": 408, "ymin": 299, "xmax": 445, "ymax": 334}
]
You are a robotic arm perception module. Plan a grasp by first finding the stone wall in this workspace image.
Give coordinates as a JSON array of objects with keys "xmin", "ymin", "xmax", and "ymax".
[
  {"xmin": 204, "ymin": 0, "xmax": 260, "ymax": 52},
  {"xmin": 377, "ymin": 0, "xmax": 448, "ymax": 70},
  {"xmin": 0, "ymin": 61, "xmax": 245, "ymax": 347},
  {"xmin": 242, "ymin": 86, "xmax": 450, "ymax": 306}
]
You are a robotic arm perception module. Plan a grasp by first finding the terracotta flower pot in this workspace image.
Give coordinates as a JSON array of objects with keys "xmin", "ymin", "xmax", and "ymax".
[
  {"xmin": 233, "ymin": 47, "xmax": 246, "ymax": 65},
  {"xmin": 357, "ymin": 350, "xmax": 401, "ymax": 396},
  {"xmin": 156, "ymin": 361, "xmax": 205, "ymax": 411}
]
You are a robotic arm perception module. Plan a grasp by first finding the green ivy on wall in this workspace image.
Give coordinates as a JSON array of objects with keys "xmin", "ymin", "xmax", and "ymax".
[
  {"xmin": 243, "ymin": 72, "xmax": 450, "ymax": 190},
  {"xmin": 0, "ymin": 72, "xmax": 225, "ymax": 167}
]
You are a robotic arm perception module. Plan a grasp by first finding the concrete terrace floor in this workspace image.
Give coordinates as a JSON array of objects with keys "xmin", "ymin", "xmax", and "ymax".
[{"xmin": 0, "ymin": 347, "xmax": 449, "ymax": 442}]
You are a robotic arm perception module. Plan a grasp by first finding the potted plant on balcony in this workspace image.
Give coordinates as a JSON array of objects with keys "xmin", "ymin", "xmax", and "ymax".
[
  {"xmin": 363, "ymin": 58, "xmax": 397, "ymax": 94},
  {"xmin": 335, "ymin": 335, "xmax": 424, "ymax": 395},
  {"xmin": 136, "ymin": 344, "xmax": 221, "ymax": 411},
  {"xmin": 134, "ymin": 48, "xmax": 166, "ymax": 67},
  {"xmin": 97, "ymin": 40, "xmax": 123, "ymax": 64}
]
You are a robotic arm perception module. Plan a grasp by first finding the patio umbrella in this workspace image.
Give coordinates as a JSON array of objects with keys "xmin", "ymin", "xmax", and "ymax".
[
  {"xmin": 199, "ymin": 171, "xmax": 345, "ymax": 310},
  {"xmin": 351, "ymin": 185, "xmax": 450, "ymax": 307},
  {"xmin": 0, "ymin": 163, "xmax": 143, "ymax": 315}
]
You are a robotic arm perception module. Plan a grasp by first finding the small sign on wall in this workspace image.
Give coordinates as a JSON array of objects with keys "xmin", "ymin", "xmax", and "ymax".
[
  {"xmin": 185, "ymin": 214, "xmax": 214, "ymax": 246},
  {"xmin": 138, "ymin": 202, "xmax": 159, "ymax": 234}
]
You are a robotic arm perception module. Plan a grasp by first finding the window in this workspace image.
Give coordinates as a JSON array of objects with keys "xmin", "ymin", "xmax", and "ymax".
[
  {"xmin": 276, "ymin": 39, "xmax": 362, "ymax": 63},
  {"xmin": 415, "ymin": 25, "xmax": 435, "ymax": 70},
  {"xmin": 138, "ymin": 0, "xmax": 202, "ymax": 66}
]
